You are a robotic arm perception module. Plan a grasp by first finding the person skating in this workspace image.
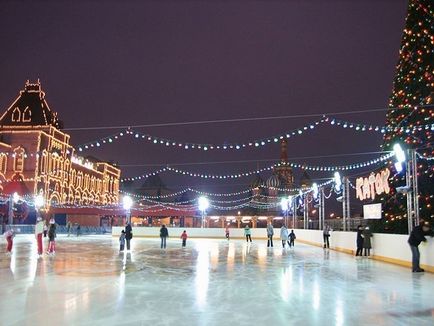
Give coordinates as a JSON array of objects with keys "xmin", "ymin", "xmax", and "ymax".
[
  {"xmin": 43, "ymin": 222, "xmax": 48, "ymax": 238},
  {"xmin": 244, "ymin": 225, "xmax": 252, "ymax": 243},
  {"xmin": 125, "ymin": 222, "xmax": 132, "ymax": 251},
  {"xmin": 4, "ymin": 229, "xmax": 15, "ymax": 255},
  {"xmin": 180, "ymin": 230, "xmax": 188, "ymax": 247},
  {"xmin": 35, "ymin": 217, "xmax": 44, "ymax": 257},
  {"xmin": 225, "ymin": 225, "xmax": 230, "ymax": 240},
  {"xmin": 355, "ymin": 225, "xmax": 364, "ymax": 257},
  {"xmin": 289, "ymin": 229, "xmax": 296, "ymax": 248},
  {"xmin": 266, "ymin": 222, "xmax": 274, "ymax": 247},
  {"xmin": 119, "ymin": 230, "xmax": 126, "ymax": 252},
  {"xmin": 280, "ymin": 225, "xmax": 289, "ymax": 248},
  {"xmin": 47, "ymin": 220, "xmax": 56, "ymax": 255},
  {"xmin": 362, "ymin": 226, "xmax": 373, "ymax": 257},
  {"xmin": 160, "ymin": 224, "xmax": 169, "ymax": 249},
  {"xmin": 323, "ymin": 225, "xmax": 331, "ymax": 249},
  {"xmin": 76, "ymin": 223, "xmax": 81, "ymax": 237},
  {"xmin": 408, "ymin": 222, "xmax": 433, "ymax": 273}
]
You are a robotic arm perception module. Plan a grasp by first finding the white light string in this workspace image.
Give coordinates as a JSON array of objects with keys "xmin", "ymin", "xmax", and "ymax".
[
  {"xmin": 77, "ymin": 116, "xmax": 434, "ymax": 152},
  {"xmin": 121, "ymin": 153, "xmax": 394, "ymax": 182}
]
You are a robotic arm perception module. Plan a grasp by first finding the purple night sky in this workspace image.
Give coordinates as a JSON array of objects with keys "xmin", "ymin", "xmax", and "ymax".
[{"xmin": 0, "ymin": 0, "xmax": 408, "ymax": 196}]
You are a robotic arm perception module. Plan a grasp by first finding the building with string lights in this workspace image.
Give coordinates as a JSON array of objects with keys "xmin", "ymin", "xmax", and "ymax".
[{"xmin": 0, "ymin": 81, "xmax": 121, "ymax": 224}]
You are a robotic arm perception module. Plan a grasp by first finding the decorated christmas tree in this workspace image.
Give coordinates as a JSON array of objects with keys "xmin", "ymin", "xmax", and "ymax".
[{"xmin": 376, "ymin": 0, "xmax": 434, "ymax": 233}]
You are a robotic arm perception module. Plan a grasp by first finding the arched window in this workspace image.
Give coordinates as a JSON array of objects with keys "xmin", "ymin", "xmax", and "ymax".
[
  {"xmin": 22, "ymin": 107, "xmax": 31, "ymax": 122},
  {"xmin": 12, "ymin": 107, "xmax": 21, "ymax": 122},
  {"xmin": 13, "ymin": 147, "xmax": 25, "ymax": 173},
  {"xmin": 0, "ymin": 153, "xmax": 7, "ymax": 174}
]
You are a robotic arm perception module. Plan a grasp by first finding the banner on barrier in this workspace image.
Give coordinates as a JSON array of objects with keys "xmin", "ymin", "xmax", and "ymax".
[{"xmin": 363, "ymin": 203, "xmax": 382, "ymax": 219}]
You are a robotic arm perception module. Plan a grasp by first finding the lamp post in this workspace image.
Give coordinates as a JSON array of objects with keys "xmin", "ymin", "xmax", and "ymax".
[
  {"xmin": 122, "ymin": 195, "xmax": 133, "ymax": 224},
  {"xmin": 8, "ymin": 192, "xmax": 20, "ymax": 225},
  {"xmin": 280, "ymin": 198, "xmax": 289, "ymax": 226},
  {"xmin": 198, "ymin": 196, "xmax": 209, "ymax": 228},
  {"xmin": 393, "ymin": 143, "xmax": 418, "ymax": 233}
]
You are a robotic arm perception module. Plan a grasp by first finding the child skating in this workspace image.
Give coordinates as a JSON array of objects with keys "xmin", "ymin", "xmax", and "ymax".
[
  {"xmin": 4, "ymin": 229, "xmax": 15, "ymax": 255},
  {"xmin": 119, "ymin": 230, "xmax": 126, "ymax": 252},
  {"xmin": 289, "ymin": 230, "xmax": 296, "ymax": 248},
  {"xmin": 180, "ymin": 230, "xmax": 188, "ymax": 247},
  {"xmin": 47, "ymin": 220, "xmax": 56, "ymax": 255}
]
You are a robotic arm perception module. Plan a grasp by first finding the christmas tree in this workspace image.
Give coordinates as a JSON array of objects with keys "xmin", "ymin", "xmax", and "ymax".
[{"xmin": 376, "ymin": 0, "xmax": 434, "ymax": 233}]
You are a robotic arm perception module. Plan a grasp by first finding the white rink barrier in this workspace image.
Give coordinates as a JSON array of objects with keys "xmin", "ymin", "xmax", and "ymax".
[{"xmin": 112, "ymin": 226, "xmax": 434, "ymax": 272}]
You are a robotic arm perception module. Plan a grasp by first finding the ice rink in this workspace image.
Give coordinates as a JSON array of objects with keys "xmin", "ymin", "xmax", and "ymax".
[{"xmin": 1, "ymin": 235, "xmax": 434, "ymax": 326}]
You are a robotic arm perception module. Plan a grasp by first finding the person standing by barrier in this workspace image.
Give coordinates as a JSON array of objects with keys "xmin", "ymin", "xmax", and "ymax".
[
  {"xmin": 355, "ymin": 225, "xmax": 364, "ymax": 257},
  {"xmin": 323, "ymin": 225, "xmax": 331, "ymax": 249},
  {"xmin": 280, "ymin": 225, "xmax": 289, "ymax": 248},
  {"xmin": 267, "ymin": 222, "xmax": 274, "ymax": 248},
  {"xmin": 66, "ymin": 221, "xmax": 72, "ymax": 237},
  {"xmin": 362, "ymin": 226, "xmax": 373, "ymax": 257},
  {"xmin": 408, "ymin": 222, "xmax": 433, "ymax": 273},
  {"xmin": 244, "ymin": 225, "xmax": 252, "ymax": 243},
  {"xmin": 289, "ymin": 230, "xmax": 296, "ymax": 248},
  {"xmin": 160, "ymin": 224, "xmax": 169, "ymax": 249},
  {"xmin": 125, "ymin": 222, "xmax": 133, "ymax": 251},
  {"xmin": 35, "ymin": 217, "xmax": 44, "ymax": 257}
]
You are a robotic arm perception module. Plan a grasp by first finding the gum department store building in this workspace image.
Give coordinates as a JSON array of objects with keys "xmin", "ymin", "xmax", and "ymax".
[{"xmin": 0, "ymin": 81, "xmax": 120, "ymax": 223}]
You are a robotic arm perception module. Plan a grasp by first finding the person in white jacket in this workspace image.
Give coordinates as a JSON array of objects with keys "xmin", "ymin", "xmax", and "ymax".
[
  {"xmin": 280, "ymin": 225, "xmax": 289, "ymax": 248},
  {"xmin": 35, "ymin": 217, "xmax": 44, "ymax": 257}
]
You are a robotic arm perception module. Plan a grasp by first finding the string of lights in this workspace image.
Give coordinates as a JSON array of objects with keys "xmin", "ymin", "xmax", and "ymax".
[
  {"xmin": 77, "ymin": 114, "xmax": 434, "ymax": 152},
  {"xmin": 121, "ymin": 153, "xmax": 394, "ymax": 182}
]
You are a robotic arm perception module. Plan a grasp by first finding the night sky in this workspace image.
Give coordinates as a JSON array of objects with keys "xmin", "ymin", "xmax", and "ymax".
[{"xmin": 0, "ymin": 0, "xmax": 408, "ymax": 196}]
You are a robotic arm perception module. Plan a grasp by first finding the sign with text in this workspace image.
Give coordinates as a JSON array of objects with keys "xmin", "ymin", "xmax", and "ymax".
[
  {"xmin": 363, "ymin": 203, "xmax": 382, "ymax": 219},
  {"xmin": 356, "ymin": 168, "xmax": 390, "ymax": 201}
]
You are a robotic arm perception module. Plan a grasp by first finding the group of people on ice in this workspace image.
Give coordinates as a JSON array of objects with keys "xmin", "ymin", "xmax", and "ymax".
[
  {"xmin": 118, "ymin": 223, "xmax": 189, "ymax": 251},
  {"xmin": 3, "ymin": 216, "xmax": 57, "ymax": 257},
  {"xmin": 265, "ymin": 223, "xmax": 296, "ymax": 248}
]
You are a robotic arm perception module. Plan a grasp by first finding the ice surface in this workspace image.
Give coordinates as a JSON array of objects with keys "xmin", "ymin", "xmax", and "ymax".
[{"xmin": 1, "ymin": 235, "xmax": 434, "ymax": 326}]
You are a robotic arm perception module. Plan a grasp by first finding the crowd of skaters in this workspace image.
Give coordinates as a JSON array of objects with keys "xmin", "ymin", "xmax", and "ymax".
[{"xmin": 2, "ymin": 217, "xmax": 433, "ymax": 273}]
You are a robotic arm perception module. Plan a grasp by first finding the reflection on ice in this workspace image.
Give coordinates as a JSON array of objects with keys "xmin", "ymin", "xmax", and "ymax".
[
  {"xmin": 195, "ymin": 243, "xmax": 210, "ymax": 309},
  {"xmin": 1, "ymin": 235, "xmax": 434, "ymax": 326}
]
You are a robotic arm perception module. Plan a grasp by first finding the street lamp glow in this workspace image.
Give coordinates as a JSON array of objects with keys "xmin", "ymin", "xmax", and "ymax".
[
  {"xmin": 394, "ymin": 162, "xmax": 403, "ymax": 173},
  {"xmin": 13, "ymin": 192, "xmax": 20, "ymax": 204},
  {"xmin": 312, "ymin": 183, "xmax": 319, "ymax": 199},
  {"xmin": 334, "ymin": 172, "xmax": 342, "ymax": 191},
  {"xmin": 280, "ymin": 198, "xmax": 289, "ymax": 211},
  {"xmin": 34, "ymin": 194, "xmax": 44, "ymax": 209},
  {"xmin": 122, "ymin": 195, "xmax": 133, "ymax": 210},
  {"xmin": 198, "ymin": 196, "xmax": 209, "ymax": 212},
  {"xmin": 393, "ymin": 143, "xmax": 406, "ymax": 163}
]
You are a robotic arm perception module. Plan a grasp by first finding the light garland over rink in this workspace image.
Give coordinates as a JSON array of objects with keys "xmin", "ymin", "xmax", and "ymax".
[
  {"xmin": 121, "ymin": 152, "xmax": 394, "ymax": 182},
  {"xmin": 77, "ymin": 114, "xmax": 434, "ymax": 152}
]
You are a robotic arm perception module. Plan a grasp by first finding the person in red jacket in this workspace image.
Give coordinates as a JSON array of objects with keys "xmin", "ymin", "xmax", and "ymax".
[
  {"xmin": 4, "ymin": 229, "xmax": 15, "ymax": 255},
  {"xmin": 180, "ymin": 230, "xmax": 188, "ymax": 247}
]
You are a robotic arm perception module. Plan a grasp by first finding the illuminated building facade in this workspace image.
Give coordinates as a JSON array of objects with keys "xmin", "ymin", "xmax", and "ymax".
[{"xmin": 0, "ymin": 81, "xmax": 120, "ymax": 209}]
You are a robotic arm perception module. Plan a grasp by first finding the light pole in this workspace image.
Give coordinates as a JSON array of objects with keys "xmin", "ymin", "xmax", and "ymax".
[
  {"xmin": 122, "ymin": 195, "xmax": 133, "ymax": 224},
  {"xmin": 393, "ymin": 143, "xmax": 418, "ymax": 233},
  {"xmin": 8, "ymin": 192, "xmax": 20, "ymax": 225},
  {"xmin": 198, "ymin": 196, "xmax": 209, "ymax": 228},
  {"xmin": 280, "ymin": 197, "xmax": 289, "ymax": 226}
]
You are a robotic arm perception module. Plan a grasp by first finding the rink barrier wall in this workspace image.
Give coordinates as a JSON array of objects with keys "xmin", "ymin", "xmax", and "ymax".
[{"xmin": 112, "ymin": 227, "xmax": 434, "ymax": 272}]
